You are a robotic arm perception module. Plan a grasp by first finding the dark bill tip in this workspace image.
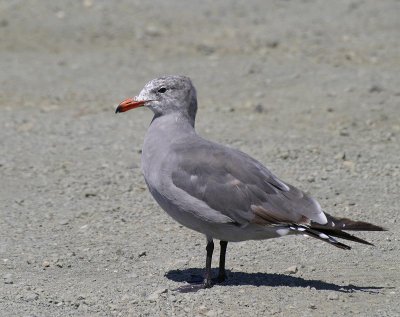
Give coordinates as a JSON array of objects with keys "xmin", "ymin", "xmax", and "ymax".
[{"xmin": 115, "ymin": 98, "xmax": 147, "ymax": 113}]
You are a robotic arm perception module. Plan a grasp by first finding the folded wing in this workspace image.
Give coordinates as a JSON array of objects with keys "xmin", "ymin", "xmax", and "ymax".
[{"xmin": 170, "ymin": 139, "xmax": 327, "ymax": 227}]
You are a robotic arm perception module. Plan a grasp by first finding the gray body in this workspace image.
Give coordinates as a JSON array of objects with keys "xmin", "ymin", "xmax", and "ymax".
[
  {"xmin": 140, "ymin": 97, "xmax": 326, "ymax": 242},
  {"xmin": 118, "ymin": 75, "xmax": 383, "ymax": 251},
  {"xmin": 141, "ymin": 113, "xmax": 293, "ymax": 242}
]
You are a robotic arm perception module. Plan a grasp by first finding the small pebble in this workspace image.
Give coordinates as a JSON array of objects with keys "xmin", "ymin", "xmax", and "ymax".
[
  {"xmin": 26, "ymin": 257, "xmax": 35, "ymax": 265},
  {"xmin": 307, "ymin": 176, "xmax": 315, "ymax": 183},
  {"xmin": 42, "ymin": 260, "xmax": 50, "ymax": 268},
  {"xmin": 334, "ymin": 152, "xmax": 346, "ymax": 160},
  {"xmin": 369, "ymin": 85, "xmax": 384, "ymax": 93},
  {"xmin": 284, "ymin": 265, "xmax": 298, "ymax": 274},
  {"xmin": 266, "ymin": 39, "xmax": 279, "ymax": 48},
  {"xmin": 128, "ymin": 272, "xmax": 138, "ymax": 278},
  {"xmin": 206, "ymin": 310, "xmax": 217, "ymax": 317},
  {"xmin": 343, "ymin": 160, "xmax": 355, "ymax": 169},
  {"xmin": 145, "ymin": 25, "xmax": 162, "ymax": 37},
  {"xmin": 254, "ymin": 104, "xmax": 265, "ymax": 113},
  {"xmin": 24, "ymin": 291, "xmax": 39, "ymax": 301},
  {"xmin": 339, "ymin": 130, "xmax": 349, "ymax": 137},
  {"xmin": 147, "ymin": 288, "xmax": 168, "ymax": 301},
  {"xmin": 279, "ymin": 152, "xmax": 289, "ymax": 160},
  {"xmin": 3, "ymin": 273, "xmax": 13, "ymax": 284},
  {"xmin": 58, "ymin": 219, "xmax": 69, "ymax": 225},
  {"xmin": 198, "ymin": 305, "xmax": 208, "ymax": 314}
]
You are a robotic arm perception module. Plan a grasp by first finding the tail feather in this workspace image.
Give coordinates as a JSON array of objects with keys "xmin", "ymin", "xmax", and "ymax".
[
  {"xmin": 313, "ymin": 212, "xmax": 387, "ymax": 231},
  {"xmin": 289, "ymin": 213, "xmax": 386, "ymax": 249},
  {"xmin": 290, "ymin": 225, "xmax": 351, "ymax": 250},
  {"xmin": 309, "ymin": 227, "xmax": 374, "ymax": 246}
]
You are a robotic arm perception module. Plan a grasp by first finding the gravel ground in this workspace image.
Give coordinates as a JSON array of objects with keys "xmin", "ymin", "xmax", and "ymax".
[{"xmin": 1, "ymin": 1, "xmax": 399, "ymax": 316}]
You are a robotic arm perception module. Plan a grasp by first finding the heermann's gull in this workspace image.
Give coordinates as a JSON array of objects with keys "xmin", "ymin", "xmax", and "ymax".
[{"xmin": 116, "ymin": 75, "xmax": 385, "ymax": 289}]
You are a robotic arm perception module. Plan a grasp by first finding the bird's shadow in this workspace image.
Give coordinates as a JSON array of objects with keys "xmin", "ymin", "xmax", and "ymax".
[{"xmin": 166, "ymin": 268, "xmax": 389, "ymax": 294}]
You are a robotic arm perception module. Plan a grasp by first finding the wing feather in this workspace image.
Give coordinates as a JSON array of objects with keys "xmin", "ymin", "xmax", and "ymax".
[{"xmin": 170, "ymin": 139, "xmax": 327, "ymax": 226}]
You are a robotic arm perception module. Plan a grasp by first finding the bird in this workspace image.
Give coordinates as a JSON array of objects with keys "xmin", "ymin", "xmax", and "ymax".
[{"xmin": 115, "ymin": 75, "xmax": 385, "ymax": 289}]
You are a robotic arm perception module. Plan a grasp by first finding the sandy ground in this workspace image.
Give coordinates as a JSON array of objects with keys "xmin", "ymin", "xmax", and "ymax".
[{"xmin": 1, "ymin": 0, "xmax": 400, "ymax": 316}]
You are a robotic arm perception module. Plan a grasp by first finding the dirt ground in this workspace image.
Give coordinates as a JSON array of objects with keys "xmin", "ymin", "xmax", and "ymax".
[{"xmin": 1, "ymin": 1, "xmax": 399, "ymax": 316}]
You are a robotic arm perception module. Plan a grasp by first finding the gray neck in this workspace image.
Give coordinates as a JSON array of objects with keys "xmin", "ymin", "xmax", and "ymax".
[
  {"xmin": 144, "ymin": 112, "xmax": 196, "ymax": 152},
  {"xmin": 142, "ymin": 112, "xmax": 197, "ymax": 179},
  {"xmin": 150, "ymin": 111, "xmax": 196, "ymax": 132}
]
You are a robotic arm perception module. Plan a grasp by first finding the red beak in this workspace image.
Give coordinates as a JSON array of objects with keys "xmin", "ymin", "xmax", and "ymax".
[{"xmin": 115, "ymin": 98, "xmax": 147, "ymax": 113}]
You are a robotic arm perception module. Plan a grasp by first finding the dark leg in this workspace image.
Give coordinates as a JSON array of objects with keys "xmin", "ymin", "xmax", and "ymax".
[
  {"xmin": 217, "ymin": 241, "xmax": 228, "ymax": 282},
  {"xmin": 204, "ymin": 239, "xmax": 214, "ymax": 288}
]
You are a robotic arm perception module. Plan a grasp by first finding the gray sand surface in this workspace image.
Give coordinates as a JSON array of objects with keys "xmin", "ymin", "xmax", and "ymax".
[{"xmin": 1, "ymin": 1, "xmax": 399, "ymax": 316}]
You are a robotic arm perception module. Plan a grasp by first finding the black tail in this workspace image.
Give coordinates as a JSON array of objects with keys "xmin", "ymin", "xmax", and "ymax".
[
  {"xmin": 312, "ymin": 212, "xmax": 386, "ymax": 232},
  {"xmin": 290, "ymin": 212, "xmax": 386, "ymax": 250}
]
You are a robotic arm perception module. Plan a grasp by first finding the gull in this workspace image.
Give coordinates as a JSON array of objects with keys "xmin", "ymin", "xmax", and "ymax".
[{"xmin": 116, "ymin": 75, "xmax": 385, "ymax": 288}]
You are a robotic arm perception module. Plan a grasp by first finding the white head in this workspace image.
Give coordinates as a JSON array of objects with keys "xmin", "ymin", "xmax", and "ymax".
[{"xmin": 116, "ymin": 75, "xmax": 198, "ymax": 124}]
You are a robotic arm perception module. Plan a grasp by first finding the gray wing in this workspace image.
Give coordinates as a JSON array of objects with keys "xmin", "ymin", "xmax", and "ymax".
[{"xmin": 170, "ymin": 139, "xmax": 327, "ymax": 226}]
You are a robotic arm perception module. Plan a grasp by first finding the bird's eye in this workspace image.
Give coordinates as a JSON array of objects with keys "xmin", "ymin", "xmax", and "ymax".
[{"xmin": 158, "ymin": 87, "xmax": 167, "ymax": 93}]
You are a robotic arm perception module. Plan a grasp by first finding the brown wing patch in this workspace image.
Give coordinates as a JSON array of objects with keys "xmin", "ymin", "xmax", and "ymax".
[{"xmin": 250, "ymin": 205, "xmax": 310, "ymax": 226}]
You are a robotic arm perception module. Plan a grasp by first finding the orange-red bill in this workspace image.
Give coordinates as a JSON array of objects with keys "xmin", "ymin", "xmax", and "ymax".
[{"xmin": 115, "ymin": 98, "xmax": 147, "ymax": 113}]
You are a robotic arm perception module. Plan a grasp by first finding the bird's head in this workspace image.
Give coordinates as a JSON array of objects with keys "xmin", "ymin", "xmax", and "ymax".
[{"xmin": 116, "ymin": 75, "xmax": 197, "ymax": 122}]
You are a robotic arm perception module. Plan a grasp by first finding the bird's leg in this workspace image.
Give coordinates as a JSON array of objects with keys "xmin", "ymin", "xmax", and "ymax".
[
  {"xmin": 204, "ymin": 238, "xmax": 214, "ymax": 288},
  {"xmin": 217, "ymin": 241, "xmax": 228, "ymax": 283}
]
